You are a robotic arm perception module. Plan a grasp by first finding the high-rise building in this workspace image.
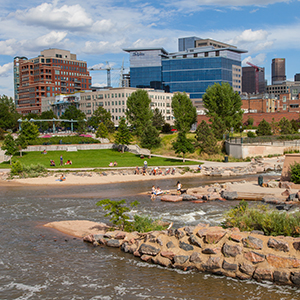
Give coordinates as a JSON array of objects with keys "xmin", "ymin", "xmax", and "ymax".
[
  {"xmin": 295, "ymin": 73, "xmax": 300, "ymax": 82},
  {"xmin": 14, "ymin": 49, "xmax": 92, "ymax": 115},
  {"xmin": 124, "ymin": 37, "xmax": 246, "ymax": 99},
  {"xmin": 271, "ymin": 58, "xmax": 286, "ymax": 85},
  {"xmin": 242, "ymin": 66, "xmax": 265, "ymax": 94}
]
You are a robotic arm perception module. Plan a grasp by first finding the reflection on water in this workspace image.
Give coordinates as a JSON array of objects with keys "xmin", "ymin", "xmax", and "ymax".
[{"xmin": 1, "ymin": 175, "xmax": 299, "ymax": 299}]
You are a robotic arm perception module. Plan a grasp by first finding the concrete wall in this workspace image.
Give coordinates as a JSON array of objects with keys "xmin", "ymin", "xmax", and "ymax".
[{"xmin": 281, "ymin": 153, "xmax": 300, "ymax": 181}]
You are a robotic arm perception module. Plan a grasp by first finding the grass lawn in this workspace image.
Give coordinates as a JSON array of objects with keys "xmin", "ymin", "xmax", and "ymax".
[{"xmin": 0, "ymin": 149, "xmax": 200, "ymax": 169}]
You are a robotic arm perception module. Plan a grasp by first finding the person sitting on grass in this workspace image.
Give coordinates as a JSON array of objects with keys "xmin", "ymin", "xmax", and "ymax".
[
  {"xmin": 114, "ymin": 161, "xmax": 118, "ymax": 166},
  {"xmin": 42, "ymin": 149, "xmax": 47, "ymax": 154},
  {"xmin": 109, "ymin": 162, "xmax": 113, "ymax": 167},
  {"xmin": 65, "ymin": 160, "xmax": 72, "ymax": 165},
  {"xmin": 50, "ymin": 160, "xmax": 55, "ymax": 166}
]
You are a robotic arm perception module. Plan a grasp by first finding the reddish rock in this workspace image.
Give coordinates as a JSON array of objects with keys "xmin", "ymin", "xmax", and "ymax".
[
  {"xmin": 242, "ymin": 236, "xmax": 263, "ymax": 250},
  {"xmin": 141, "ymin": 255, "xmax": 152, "ymax": 262},
  {"xmin": 160, "ymin": 251, "xmax": 175, "ymax": 260},
  {"xmin": 83, "ymin": 234, "xmax": 95, "ymax": 243},
  {"xmin": 266, "ymin": 254, "xmax": 300, "ymax": 268},
  {"xmin": 267, "ymin": 238, "xmax": 289, "ymax": 252},
  {"xmin": 202, "ymin": 247, "xmax": 221, "ymax": 255},
  {"xmin": 161, "ymin": 195, "xmax": 183, "ymax": 202},
  {"xmin": 222, "ymin": 243, "xmax": 242, "ymax": 257},
  {"xmin": 239, "ymin": 262, "xmax": 255, "ymax": 276},
  {"xmin": 281, "ymin": 189, "xmax": 291, "ymax": 196},
  {"xmin": 133, "ymin": 250, "xmax": 141, "ymax": 257},
  {"xmin": 202, "ymin": 257, "xmax": 222, "ymax": 271},
  {"xmin": 237, "ymin": 273, "xmax": 252, "ymax": 280},
  {"xmin": 253, "ymin": 268, "xmax": 273, "ymax": 282},
  {"xmin": 115, "ymin": 232, "xmax": 126, "ymax": 239},
  {"xmin": 152, "ymin": 255, "xmax": 171, "ymax": 267},
  {"xmin": 279, "ymin": 182, "xmax": 292, "ymax": 189},
  {"xmin": 230, "ymin": 233, "xmax": 243, "ymax": 242},
  {"xmin": 197, "ymin": 228, "xmax": 208, "ymax": 238},
  {"xmin": 244, "ymin": 251, "xmax": 265, "ymax": 264},
  {"xmin": 273, "ymin": 270, "xmax": 290, "ymax": 284},
  {"xmin": 205, "ymin": 231, "xmax": 226, "ymax": 244}
]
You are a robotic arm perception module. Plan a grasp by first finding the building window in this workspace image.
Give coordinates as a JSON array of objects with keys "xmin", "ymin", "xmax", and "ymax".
[
  {"xmin": 283, "ymin": 104, "xmax": 287, "ymax": 110},
  {"xmin": 283, "ymin": 96, "xmax": 286, "ymax": 102}
]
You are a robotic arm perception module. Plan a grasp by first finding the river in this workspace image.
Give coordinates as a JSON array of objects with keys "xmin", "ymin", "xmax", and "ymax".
[{"xmin": 1, "ymin": 175, "xmax": 300, "ymax": 299}]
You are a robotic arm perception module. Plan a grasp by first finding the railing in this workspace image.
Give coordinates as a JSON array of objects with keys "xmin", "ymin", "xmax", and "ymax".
[{"xmin": 228, "ymin": 134, "xmax": 300, "ymax": 145}]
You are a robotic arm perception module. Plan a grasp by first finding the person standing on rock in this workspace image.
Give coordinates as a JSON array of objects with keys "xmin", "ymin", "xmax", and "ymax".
[{"xmin": 177, "ymin": 181, "xmax": 182, "ymax": 194}]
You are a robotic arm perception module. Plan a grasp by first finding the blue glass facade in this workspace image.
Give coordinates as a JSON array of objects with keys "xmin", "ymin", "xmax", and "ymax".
[
  {"xmin": 130, "ymin": 66, "xmax": 162, "ymax": 89},
  {"xmin": 162, "ymin": 57, "xmax": 241, "ymax": 99}
]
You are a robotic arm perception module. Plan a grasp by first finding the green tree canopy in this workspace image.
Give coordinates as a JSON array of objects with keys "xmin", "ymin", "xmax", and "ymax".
[
  {"xmin": 0, "ymin": 95, "xmax": 20, "ymax": 131},
  {"xmin": 279, "ymin": 117, "xmax": 294, "ymax": 135},
  {"xmin": 152, "ymin": 108, "xmax": 165, "ymax": 131},
  {"xmin": 61, "ymin": 106, "xmax": 86, "ymax": 131},
  {"xmin": 202, "ymin": 82, "xmax": 243, "ymax": 139},
  {"xmin": 115, "ymin": 118, "xmax": 132, "ymax": 153},
  {"xmin": 256, "ymin": 119, "xmax": 272, "ymax": 136},
  {"xmin": 125, "ymin": 90, "xmax": 153, "ymax": 137},
  {"xmin": 196, "ymin": 120, "xmax": 219, "ymax": 154},
  {"xmin": 39, "ymin": 110, "xmax": 56, "ymax": 132},
  {"xmin": 1, "ymin": 133, "xmax": 18, "ymax": 156},
  {"xmin": 19, "ymin": 121, "xmax": 39, "ymax": 141},
  {"xmin": 96, "ymin": 123, "xmax": 109, "ymax": 138},
  {"xmin": 88, "ymin": 107, "xmax": 115, "ymax": 133},
  {"xmin": 140, "ymin": 125, "xmax": 161, "ymax": 150},
  {"xmin": 171, "ymin": 92, "xmax": 196, "ymax": 132},
  {"xmin": 172, "ymin": 131, "xmax": 194, "ymax": 162}
]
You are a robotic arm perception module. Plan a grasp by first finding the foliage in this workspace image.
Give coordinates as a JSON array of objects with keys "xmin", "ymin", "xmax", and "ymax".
[
  {"xmin": 279, "ymin": 117, "xmax": 294, "ymax": 135},
  {"xmin": 0, "ymin": 95, "xmax": 20, "ymax": 131},
  {"xmin": 222, "ymin": 201, "xmax": 300, "ymax": 237},
  {"xmin": 15, "ymin": 134, "xmax": 28, "ymax": 156},
  {"xmin": 88, "ymin": 107, "xmax": 115, "ymax": 133},
  {"xmin": 171, "ymin": 92, "xmax": 196, "ymax": 132},
  {"xmin": 161, "ymin": 123, "xmax": 172, "ymax": 134},
  {"xmin": 126, "ymin": 215, "xmax": 168, "ymax": 233},
  {"xmin": 126, "ymin": 90, "xmax": 153, "ymax": 137},
  {"xmin": 247, "ymin": 117, "xmax": 254, "ymax": 127},
  {"xmin": 140, "ymin": 125, "xmax": 161, "ymax": 149},
  {"xmin": 96, "ymin": 123, "xmax": 109, "ymax": 138},
  {"xmin": 270, "ymin": 118, "xmax": 280, "ymax": 135},
  {"xmin": 96, "ymin": 199, "xmax": 139, "ymax": 230},
  {"xmin": 195, "ymin": 120, "xmax": 219, "ymax": 154},
  {"xmin": 19, "ymin": 121, "xmax": 39, "ymax": 141},
  {"xmin": 172, "ymin": 131, "xmax": 194, "ymax": 162},
  {"xmin": 1, "ymin": 133, "xmax": 18, "ymax": 155},
  {"xmin": 11, "ymin": 160, "xmax": 23, "ymax": 175},
  {"xmin": 202, "ymin": 82, "xmax": 243, "ymax": 139},
  {"xmin": 27, "ymin": 135, "xmax": 100, "ymax": 146},
  {"xmin": 61, "ymin": 106, "xmax": 86, "ymax": 131},
  {"xmin": 256, "ymin": 119, "xmax": 272, "ymax": 136},
  {"xmin": 0, "ymin": 128, "xmax": 5, "ymax": 140},
  {"xmin": 114, "ymin": 118, "xmax": 132, "ymax": 153},
  {"xmin": 152, "ymin": 108, "xmax": 165, "ymax": 131},
  {"xmin": 290, "ymin": 162, "xmax": 300, "ymax": 184},
  {"xmin": 291, "ymin": 119, "xmax": 300, "ymax": 133},
  {"xmin": 39, "ymin": 110, "xmax": 57, "ymax": 132},
  {"xmin": 247, "ymin": 131, "xmax": 256, "ymax": 138}
]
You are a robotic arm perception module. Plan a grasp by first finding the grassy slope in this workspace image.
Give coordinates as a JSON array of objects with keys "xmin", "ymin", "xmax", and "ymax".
[{"xmin": 0, "ymin": 149, "xmax": 199, "ymax": 169}]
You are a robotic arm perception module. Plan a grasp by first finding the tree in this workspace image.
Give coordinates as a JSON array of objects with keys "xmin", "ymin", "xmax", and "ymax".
[
  {"xmin": 256, "ymin": 119, "xmax": 272, "ymax": 136},
  {"xmin": 19, "ymin": 121, "xmax": 39, "ymax": 141},
  {"xmin": 162, "ymin": 123, "xmax": 172, "ymax": 134},
  {"xmin": 203, "ymin": 82, "xmax": 243, "ymax": 139},
  {"xmin": 40, "ymin": 110, "xmax": 57, "ymax": 132},
  {"xmin": 196, "ymin": 120, "xmax": 219, "ymax": 154},
  {"xmin": 152, "ymin": 108, "xmax": 165, "ymax": 131},
  {"xmin": 279, "ymin": 117, "xmax": 294, "ymax": 135},
  {"xmin": 172, "ymin": 131, "xmax": 194, "ymax": 162},
  {"xmin": 270, "ymin": 118, "xmax": 280, "ymax": 135},
  {"xmin": 61, "ymin": 106, "xmax": 86, "ymax": 131},
  {"xmin": 1, "ymin": 133, "xmax": 17, "ymax": 156},
  {"xmin": 126, "ymin": 90, "xmax": 153, "ymax": 137},
  {"xmin": 15, "ymin": 135, "xmax": 28, "ymax": 157},
  {"xmin": 140, "ymin": 126, "xmax": 161, "ymax": 150},
  {"xmin": 96, "ymin": 123, "xmax": 109, "ymax": 138},
  {"xmin": 114, "ymin": 118, "xmax": 132, "ymax": 153},
  {"xmin": 291, "ymin": 119, "xmax": 300, "ymax": 133},
  {"xmin": 0, "ymin": 95, "xmax": 20, "ymax": 131},
  {"xmin": 88, "ymin": 107, "xmax": 115, "ymax": 133},
  {"xmin": 171, "ymin": 92, "xmax": 196, "ymax": 132}
]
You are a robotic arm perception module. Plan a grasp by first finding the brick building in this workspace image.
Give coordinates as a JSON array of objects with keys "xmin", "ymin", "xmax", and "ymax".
[{"xmin": 14, "ymin": 49, "xmax": 92, "ymax": 115}]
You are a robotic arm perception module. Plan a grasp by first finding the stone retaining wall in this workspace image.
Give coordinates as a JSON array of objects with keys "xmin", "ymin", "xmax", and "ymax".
[{"xmin": 84, "ymin": 224, "xmax": 300, "ymax": 286}]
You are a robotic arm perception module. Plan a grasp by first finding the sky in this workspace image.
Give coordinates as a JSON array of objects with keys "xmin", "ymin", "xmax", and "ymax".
[{"xmin": 1, "ymin": 0, "xmax": 300, "ymax": 98}]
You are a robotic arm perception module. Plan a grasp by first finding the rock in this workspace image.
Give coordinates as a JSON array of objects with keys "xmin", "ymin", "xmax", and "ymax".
[
  {"xmin": 175, "ymin": 229, "xmax": 185, "ymax": 239},
  {"xmin": 139, "ymin": 244, "xmax": 161, "ymax": 256},
  {"xmin": 273, "ymin": 271, "xmax": 290, "ymax": 284},
  {"xmin": 202, "ymin": 257, "xmax": 222, "ymax": 271},
  {"xmin": 296, "ymin": 191, "xmax": 300, "ymax": 199},
  {"xmin": 221, "ymin": 191, "xmax": 238, "ymax": 200},
  {"xmin": 222, "ymin": 243, "xmax": 242, "ymax": 257},
  {"xmin": 129, "ymin": 244, "xmax": 138, "ymax": 254},
  {"xmin": 268, "ymin": 181, "xmax": 279, "ymax": 188},
  {"xmin": 253, "ymin": 268, "xmax": 273, "ymax": 282},
  {"xmin": 222, "ymin": 260, "xmax": 237, "ymax": 272},
  {"xmin": 121, "ymin": 242, "xmax": 130, "ymax": 253},
  {"xmin": 205, "ymin": 231, "xmax": 226, "ymax": 244},
  {"xmin": 189, "ymin": 252, "xmax": 202, "ymax": 263},
  {"xmin": 266, "ymin": 254, "xmax": 300, "ymax": 268},
  {"xmin": 173, "ymin": 255, "xmax": 189, "ymax": 265},
  {"xmin": 160, "ymin": 251, "xmax": 175, "ymax": 260},
  {"xmin": 230, "ymin": 233, "xmax": 243, "ymax": 242},
  {"xmin": 152, "ymin": 255, "xmax": 172, "ymax": 267},
  {"xmin": 262, "ymin": 196, "xmax": 278, "ymax": 203},
  {"xmin": 281, "ymin": 189, "xmax": 291, "ymax": 196},
  {"xmin": 197, "ymin": 228, "xmax": 208, "ymax": 238},
  {"xmin": 83, "ymin": 234, "xmax": 95, "ymax": 243},
  {"xmin": 250, "ymin": 230, "xmax": 264, "ymax": 235},
  {"xmin": 161, "ymin": 195, "xmax": 182, "ymax": 202},
  {"xmin": 279, "ymin": 182, "xmax": 292, "ymax": 189},
  {"xmin": 184, "ymin": 226, "xmax": 195, "ymax": 236},
  {"xmin": 179, "ymin": 241, "xmax": 194, "ymax": 251},
  {"xmin": 133, "ymin": 250, "xmax": 141, "ymax": 257},
  {"xmin": 267, "ymin": 238, "xmax": 289, "ymax": 252},
  {"xmin": 288, "ymin": 193, "xmax": 297, "ymax": 201},
  {"xmin": 115, "ymin": 232, "xmax": 126, "ymax": 239},
  {"xmin": 244, "ymin": 251, "xmax": 265, "ymax": 264},
  {"xmin": 156, "ymin": 238, "xmax": 163, "ymax": 246},
  {"xmin": 239, "ymin": 262, "xmax": 255, "ymax": 276},
  {"xmin": 242, "ymin": 236, "xmax": 263, "ymax": 250},
  {"xmin": 189, "ymin": 234, "xmax": 202, "ymax": 248},
  {"xmin": 107, "ymin": 239, "xmax": 122, "ymax": 248},
  {"xmin": 202, "ymin": 247, "xmax": 220, "ymax": 255},
  {"xmin": 168, "ymin": 228, "xmax": 175, "ymax": 237},
  {"xmin": 141, "ymin": 255, "xmax": 153, "ymax": 262},
  {"xmin": 166, "ymin": 241, "xmax": 175, "ymax": 249},
  {"xmin": 293, "ymin": 241, "xmax": 300, "ymax": 251},
  {"xmin": 182, "ymin": 194, "xmax": 198, "ymax": 201},
  {"xmin": 291, "ymin": 272, "xmax": 300, "ymax": 285}
]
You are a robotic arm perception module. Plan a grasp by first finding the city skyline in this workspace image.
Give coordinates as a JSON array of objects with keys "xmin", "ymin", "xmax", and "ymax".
[{"xmin": 1, "ymin": 0, "xmax": 300, "ymax": 98}]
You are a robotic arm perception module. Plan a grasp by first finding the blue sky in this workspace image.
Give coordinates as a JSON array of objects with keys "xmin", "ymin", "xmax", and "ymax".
[{"xmin": 1, "ymin": 0, "xmax": 300, "ymax": 98}]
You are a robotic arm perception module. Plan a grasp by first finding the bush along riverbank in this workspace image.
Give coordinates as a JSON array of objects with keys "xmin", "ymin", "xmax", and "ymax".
[{"xmin": 84, "ymin": 223, "xmax": 300, "ymax": 286}]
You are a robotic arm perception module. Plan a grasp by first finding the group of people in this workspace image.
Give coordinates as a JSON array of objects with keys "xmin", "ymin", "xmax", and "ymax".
[
  {"xmin": 49, "ymin": 155, "xmax": 72, "ymax": 166},
  {"xmin": 109, "ymin": 161, "xmax": 118, "ymax": 167},
  {"xmin": 151, "ymin": 185, "xmax": 163, "ymax": 200}
]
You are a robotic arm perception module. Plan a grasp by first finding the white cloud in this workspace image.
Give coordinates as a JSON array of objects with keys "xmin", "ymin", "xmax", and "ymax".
[
  {"xmin": 82, "ymin": 39, "xmax": 127, "ymax": 54},
  {"xmin": 132, "ymin": 37, "xmax": 169, "ymax": 48},
  {"xmin": 92, "ymin": 20, "xmax": 116, "ymax": 34},
  {"xmin": 0, "ymin": 62, "xmax": 13, "ymax": 77},
  {"xmin": 13, "ymin": 2, "xmax": 93, "ymax": 30},
  {"xmin": 229, "ymin": 29, "xmax": 269, "ymax": 44},
  {"xmin": 242, "ymin": 53, "xmax": 266, "ymax": 66},
  {"xmin": 0, "ymin": 39, "xmax": 17, "ymax": 56},
  {"xmin": 22, "ymin": 31, "xmax": 68, "ymax": 49}
]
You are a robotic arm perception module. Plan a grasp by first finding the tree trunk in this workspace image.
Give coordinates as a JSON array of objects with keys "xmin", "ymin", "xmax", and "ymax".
[
  {"xmin": 122, "ymin": 145, "xmax": 124, "ymax": 153},
  {"xmin": 183, "ymin": 153, "xmax": 185, "ymax": 163}
]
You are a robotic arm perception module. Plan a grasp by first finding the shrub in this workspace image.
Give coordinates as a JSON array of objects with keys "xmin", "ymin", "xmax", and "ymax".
[
  {"xmin": 247, "ymin": 131, "xmax": 256, "ymax": 138},
  {"xmin": 290, "ymin": 162, "xmax": 300, "ymax": 184},
  {"xmin": 126, "ymin": 215, "xmax": 168, "ymax": 233},
  {"xmin": 11, "ymin": 160, "xmax": 23, "ymax": 175},
  {"xmin": 10, "ymin": 161, "xmax": 47, "ymax": 178},
  {"xmin": 222, "ymin": 201, "xmax": 300, "ymax": 237}
]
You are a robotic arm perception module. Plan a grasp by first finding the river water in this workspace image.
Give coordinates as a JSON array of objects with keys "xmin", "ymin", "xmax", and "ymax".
[{"xmin": 1, "ymin": 175, "xmax": 300, "ymax": 299}]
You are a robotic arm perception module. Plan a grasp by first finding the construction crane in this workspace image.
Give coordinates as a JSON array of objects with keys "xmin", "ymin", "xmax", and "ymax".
[
  {"xmin": 246, "ymin": 62, "xmax": 264, "ymax": 94},
  {"xmin": 88, "ymin": 61, "xmax": 124, "ymax": 88}
]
